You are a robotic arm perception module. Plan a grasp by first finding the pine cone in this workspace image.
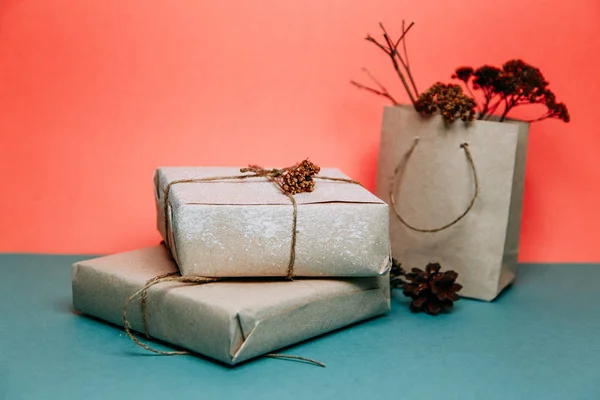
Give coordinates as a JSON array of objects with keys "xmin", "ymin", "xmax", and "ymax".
[
  {"xmin": 280, "ymin": 159, "xmax": 321, "ymax": 195},
  {"xmin": 403, "ymin": 263, "xmax": 462, "ymax": 315}
]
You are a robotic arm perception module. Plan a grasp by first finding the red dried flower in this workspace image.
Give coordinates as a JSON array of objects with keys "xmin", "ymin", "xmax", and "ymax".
[
  {"xmin": 452, "ymin": 66, "xmax": 474, "ymax": 83},
  {"xmin": 452, "ymin": 59, "xmax": 570, "ymax": 123}
]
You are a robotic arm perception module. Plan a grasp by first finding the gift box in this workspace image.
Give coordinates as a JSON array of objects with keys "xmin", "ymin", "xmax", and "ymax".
[
  {"xmin": 375, "ymin": 105, "xmax": 529, "ymax": 301},
  {"xmin": 154, "ymin": 167, "xmax": 391, "ymax": 278},
  {"xmin": 71, "ymin": 245, "xmax": 390, "ymax": 365}
]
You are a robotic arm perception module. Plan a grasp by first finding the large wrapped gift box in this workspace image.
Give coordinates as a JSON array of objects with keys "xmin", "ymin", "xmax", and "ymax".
[
  {"xmin": 72, "ymin": 246, "xmax": 390, "ymax": 365},
  {"xmin": 154, "ymin": 167, "xmax": 391, "ymax": 278}
]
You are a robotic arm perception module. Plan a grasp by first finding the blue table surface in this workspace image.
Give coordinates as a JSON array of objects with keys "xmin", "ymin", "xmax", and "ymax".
[{"xmin": 1, "ymin": 254, "xmax": 599, "ymax": 400}]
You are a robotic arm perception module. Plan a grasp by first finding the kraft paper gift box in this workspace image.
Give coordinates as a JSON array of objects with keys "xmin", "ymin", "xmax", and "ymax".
[
  {"xmin": 71, "ymin": 245, "xmax": 391, "ymax": 365},
  {"xmin": 375, "ymin": 105, "xmax": 529, "ymax": 301},
  {"xmin": 154, "ymin": 167, "xmax": 391, "ymax": 278}
]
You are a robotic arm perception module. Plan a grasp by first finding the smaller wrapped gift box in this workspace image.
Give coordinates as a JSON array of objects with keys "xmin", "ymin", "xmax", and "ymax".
[
  {"xmin": 72, "ymin": 246, "xmax": 390, "ymax": 365},
  {"xmin": 154, "ymin": 167, "xmax": 391, "ymax": 278}
]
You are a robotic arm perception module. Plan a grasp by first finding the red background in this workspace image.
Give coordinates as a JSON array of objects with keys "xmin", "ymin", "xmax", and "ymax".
[{"xmin": 1, "ymin": 0, "xmax": 598, "ymax": 261}]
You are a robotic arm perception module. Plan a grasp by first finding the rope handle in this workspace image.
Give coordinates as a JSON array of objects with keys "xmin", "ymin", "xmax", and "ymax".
[{"xmin": 389, "ymin": 137, "xmax": 479, "ymax": 233}]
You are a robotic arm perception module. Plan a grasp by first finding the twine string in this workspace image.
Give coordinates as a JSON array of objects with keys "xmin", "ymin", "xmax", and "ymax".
[
  {"xmin": 264, "ymin": 353, "xmax": 326, "ymax": 368},
  {"xmin": 315, "ymin": 176, "xmax": 362, "ymax": 185},
  {"xmin": 282, "ymin": 191, "xmax": 298, "ymax": 280},
  {"xmin": 122, "ymin": 273, "xmax": 326, "ymax": 367},
  {"xmin": 389, "ymin": 138, "xmax": 479, "ymax": 233},
  {"xmin": 123, "ymin": 275, "xmax": 220, "ymax": 356},
  {"xmin": 244, "ymin": 167, "xmax": 300, "ymax": 280},
  {"xmin": 161, "ymin": 165, "xmax": 360, "ymax": 280},
  {"xmin": 140, "ymin": 271, "xmax": 180, "ymax": 339}
]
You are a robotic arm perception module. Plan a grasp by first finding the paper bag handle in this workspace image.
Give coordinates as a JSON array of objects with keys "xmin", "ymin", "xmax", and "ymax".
[{"xmin": 389, "ymin": 138, "xmax": 479, "ymax": 233}]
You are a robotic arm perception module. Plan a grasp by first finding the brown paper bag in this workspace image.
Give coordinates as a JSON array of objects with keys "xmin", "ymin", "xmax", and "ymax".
[{"xmin": 375, "ymin": 105, "xmax": 529, "ymax": 301}]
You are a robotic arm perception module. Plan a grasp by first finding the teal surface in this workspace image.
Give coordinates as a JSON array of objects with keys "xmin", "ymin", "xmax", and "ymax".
[{"xmin": 1, "ymin": 254, "xmax": 599, "ymax": 400}]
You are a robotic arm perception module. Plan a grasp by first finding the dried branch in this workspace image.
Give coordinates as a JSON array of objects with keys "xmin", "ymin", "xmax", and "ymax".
[
  {"xmin": 365, "ymin": 22, "xmax": 417, "ymax": 105},
  {"xmin": 380, "ymin": 22, "xmax": 419, "ymax": 97},
  {"xmin": 351, "ymin": 67, "xmax": 399, "ymax": 104},
  {"xmin": 363, "ymin": 67, "xmax": 398, "ymax": 101},
  {"xmin": 401, "ymin": 20, "xmax": 410, "ymax": 68},
  {"xmin": 365, "ymin": 35, "xmax": 389, "ymax": 53},
  {"xmin": 394, "ymin": 21, "xmax": 415, "ymax": 50},
  {"xmin": 378, "ymin": 25, "xmax": 416, "ymax": 105},
  {"xmin": 398, "ymin": 20, "xmax": 419, "ymax": 96},
  {"xmin": 463, "ymin": 83, "xmax": 481, "ymax": 113},
  {"xmin": 350, "ymin": 81, "xmax": 398, "ymax": 104},
  {"xmin": 477, "ymin": 90, "xmax": 496, "ymax": 120},
  {"xmin": 525, "ymin": 114, "xmax": 556, "ymax": 123},
  {"xmin": 484, "ymin": 96, "xmax": 505, "ymax": 119},
  {"xmin": 500, "ymin": 94, "xmax": 524, "ymax": 121},
  {"xmin": 354, "ymin": 21, "xmax": 419, "ymax": 107}
]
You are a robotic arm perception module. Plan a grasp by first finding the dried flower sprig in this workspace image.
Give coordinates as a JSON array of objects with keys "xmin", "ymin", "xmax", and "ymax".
[
  {"xmin": 390, "ymin": 259, "xmax": 462, "ymax": 315},
  {"xmin": 415, "ymin": 83, "xmax": 476, "ymax": 124},
  {"xmin": 241, "ymin": 159, "xmax": 322, "ymax": 195},
  {"xmin": 280, "ymin": 159, "xmax": 321, "ymax": 195}
]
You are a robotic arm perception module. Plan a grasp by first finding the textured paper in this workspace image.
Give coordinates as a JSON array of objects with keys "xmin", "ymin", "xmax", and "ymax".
[
  {"xmin": 375, "ymin": 105, "xmax": 529, "ymax": 301},
  {"xmin": 154, "ymin": 167, "xmax": 391, "ymax": 277},
  {"xmin": 72, "ymin": 246, "xmax": 391, "ymax": 365}
]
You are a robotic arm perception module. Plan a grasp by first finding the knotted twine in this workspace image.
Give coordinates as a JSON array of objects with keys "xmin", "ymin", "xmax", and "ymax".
[
  {"xmin": 389, "ymin": 138, "xmax": 479, "ymax": 233},
  {"xmin": 122, "ymin": 161, "xmax": 361, "ymax": 367}
]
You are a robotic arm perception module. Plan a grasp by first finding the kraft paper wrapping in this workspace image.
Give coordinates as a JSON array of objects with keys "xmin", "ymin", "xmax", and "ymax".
[
  {"xmin": 375, "ymin": 105, "xmax": 529, "ymax": 301},
  {"xmin": 154, "ymin": 167, "xmax": 391, "ymax": 277},
  {"xmin": 71, "ymin": 246, "xmax": 391, "ymax": 365}
]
